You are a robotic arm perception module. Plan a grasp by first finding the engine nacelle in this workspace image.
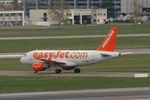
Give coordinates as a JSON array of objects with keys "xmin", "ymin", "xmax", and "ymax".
[{"xmin": 32, "ymin": 62, "xmax": 49, "ymax": 72}]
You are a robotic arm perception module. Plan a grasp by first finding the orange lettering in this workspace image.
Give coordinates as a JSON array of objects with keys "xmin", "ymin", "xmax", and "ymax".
[
  {"xmin": 48, "ymin": 52, "xmax": 53, "ymax": 60},
  {"xmin": 33, "ymin": 51, "xmax": 88, "ymax": 60},
  {"xmin": 75, "ymin": 52, "xmax": 80, "ymax": 58},
  {"xmin": 59, "ymin": 52, "xmax": 65, "ymax": 58},
  {"xmin": 65, "ymin": 52, "xmax": 70, "ymax": 58},
  {"xmin": 43, "ymin": 52, "xmax": 48, "ymax": 58},
  {"xmin": 33, "ymin": 52, "xmax": 38, "ymax": 59},
  {"xmin": 38, "ymin": 52, "xmax": 43, "ymax": 59},
  {"xmin": 70, "ymin": 52, "xmax": 75, "ymax": 58}
]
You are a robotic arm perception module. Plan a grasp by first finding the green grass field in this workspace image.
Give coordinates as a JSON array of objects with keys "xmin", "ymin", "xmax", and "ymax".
[
  {"xmin": 0, "ymin": 54, "xmax": 150, "ymax": 72},
  {"xmin": 0, "ymin": 24, "xmax": 150, "ymax": 93},
  {"xmin": 0, "ymin": 76, "xmax": 150, "ymax": 93},
  {"xmin": 0, "ymin": 24, "xmax": 150, "ymax": 37},
  {"xmin": 0, "ymin": 24, "xmax": 149, "ymax": 53},
  {"xmin": 82, "ymin": 54, "xmax": 150, "ymax": 72},
  {"xmin": 0, "ymin": 37, "xmax": 149, "ymax": 52}
]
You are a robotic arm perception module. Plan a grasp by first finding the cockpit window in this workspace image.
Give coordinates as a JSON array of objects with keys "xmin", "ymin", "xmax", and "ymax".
[{"xmin": 24, "ymin": 54, "xmax": 27, "ymax": 57}]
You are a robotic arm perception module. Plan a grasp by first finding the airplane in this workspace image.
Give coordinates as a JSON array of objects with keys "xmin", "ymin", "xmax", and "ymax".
[{"xmin": 0, "ymin": 27, "xmax": 130, "ymax": 74}]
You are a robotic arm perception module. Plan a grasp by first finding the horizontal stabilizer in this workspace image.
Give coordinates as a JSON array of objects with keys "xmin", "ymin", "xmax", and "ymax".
[{"xmin": 120, "ymin": 52, "xmax": 133, "ymax": 56}]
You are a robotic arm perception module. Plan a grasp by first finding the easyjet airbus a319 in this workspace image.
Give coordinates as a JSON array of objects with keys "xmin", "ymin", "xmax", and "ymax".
[{"xmin": 0, "ymin": 28, "xmax": 129, "ymax": 74}]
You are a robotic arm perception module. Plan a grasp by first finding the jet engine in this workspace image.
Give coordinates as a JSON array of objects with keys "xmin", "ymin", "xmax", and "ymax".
[{"xmin": 32, "ymin": 62, "xmax": 49, "ymax": 72}]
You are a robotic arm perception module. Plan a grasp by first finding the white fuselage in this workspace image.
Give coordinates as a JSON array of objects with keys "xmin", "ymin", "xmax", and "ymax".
[{"xmin": 20, "ymin": 50, "xmax": 120, "ymax": 67}]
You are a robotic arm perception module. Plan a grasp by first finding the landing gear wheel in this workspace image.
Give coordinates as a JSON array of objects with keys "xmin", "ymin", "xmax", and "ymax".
[
  {"xmin": 34, "ymin": 71, "xmax": 38, "ymax": 73},
  {"xmin": 55, "ymin": 69, "xmax": 62, "ymax": 74},
  {"xmin": 74, "ymin": 68, "xmax": 80, "ymax": 73}
]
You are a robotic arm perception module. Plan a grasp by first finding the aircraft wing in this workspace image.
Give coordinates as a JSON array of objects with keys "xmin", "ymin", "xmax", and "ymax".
[
  {"xmin": 40, "ymin": 59, "xmax": 65, "ymax": 64},
  {"xmin": 39, "ymin": 59, "xmax": 77, "ymax": 67}
]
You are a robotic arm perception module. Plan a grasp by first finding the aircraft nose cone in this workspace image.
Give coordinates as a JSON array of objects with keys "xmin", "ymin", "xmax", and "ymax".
[
  {"xmin": 20, "ymin": 57, "xmax": 23, "ymax": 63},
  {"xmin": 20, "ymin": 57, "xmax": 25, "ymax": 63}
]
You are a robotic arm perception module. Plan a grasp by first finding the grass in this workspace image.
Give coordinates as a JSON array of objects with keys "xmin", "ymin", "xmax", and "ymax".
[
  {"xmin": 0, "ymin": 59, "xmax": 30, "ymax": 71},
  {"xmin": 82, "ymin": 54, "xmax": 150, "ymax": 72},
  {"xmin": 0, "ymin": 37, "xmax": 150, "ymax": 52},
  {"xmin": 0, "ymin": 54, "xmax": 150, "ymax": 72},
  {"xmin": 0, "ymin": 24, "xmax": 150, "ymax": 93},
  {"xmin": 0, "ymin": 76, "xmax": 150, "ymax": 93},
  {"xmin": 0, "ymin": 24, "xmax": 150, "ymax": 37}
]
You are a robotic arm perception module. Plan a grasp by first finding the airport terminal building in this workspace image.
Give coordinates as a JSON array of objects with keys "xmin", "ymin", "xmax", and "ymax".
[
  {"xmin": 22, "ymin": 0, "xmax": 102, "ymax": 9},
  {"xmin": 0, "ymin": 0, "xmax": 150, "ymax": 26},
  {"xmin": 30, "ymin": 9, "xmax": 107, "ymax": 25},
  {"xmin": 0, "ymin": 10, "xmax": 24, "ymax": 26},
  {"xmin": 22, "ymin": 0, "xmax": 150, "ymax": 17},
  {"xmin": 21, "ymin": 0, "xmax": 121, "ymax": 18},
  {"xmin": 23, "ymin": 0, "xmax": 107, "ymax": 25},
  {"xmin": 0, "ymin": 0, "xmax": 25, "ymax": 26},
  {"xmin": 121, "ymin": 0, "xmax": 150, "ymax": 16}
]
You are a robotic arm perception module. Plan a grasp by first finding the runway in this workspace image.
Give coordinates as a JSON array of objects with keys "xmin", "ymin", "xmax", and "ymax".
[
  {"xmin": 0, "ymin": 33, "xmax": 150, "ymax": 40},
  {"xmin": 0, "ymin": 87, "xmax": 150, "ymax": 100},
  {"xmin": 0, "ymin": 71, "xmax": 149, "ymax": 77}
]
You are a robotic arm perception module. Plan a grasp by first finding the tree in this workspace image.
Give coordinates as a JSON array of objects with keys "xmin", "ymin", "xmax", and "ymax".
[
  {"xmin": 0, "ymin": 3, "xmax": 4, "ymax": 11},
  {"xmin": 132, "ymin": 0, "xmax": 142, "ymax": 23},
  {"xmin": 48, "ymin": 0, "xmax": 71, "ymax": 25},
  {"xmin": 14, "ymin": 0, "xmax": 20, "ymax": 10}
]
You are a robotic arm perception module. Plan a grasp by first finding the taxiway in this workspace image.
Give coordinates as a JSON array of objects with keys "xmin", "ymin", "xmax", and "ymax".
[
  {"xmin": 0, "ymin": 71, "xmax": 149, "ymax": 77},
  {"xmin": 0, "ymin": 33, "xmax": 150, "ymax": 40},
  {"xmin": 0, "ymin": 87, "xmax": 150, "ymax": 100}
]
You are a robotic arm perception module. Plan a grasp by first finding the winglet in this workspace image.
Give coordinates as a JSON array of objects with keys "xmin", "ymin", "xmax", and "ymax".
[{"xmin": 96, "ymin": 27, "xmax": 118, "ymax": 52}]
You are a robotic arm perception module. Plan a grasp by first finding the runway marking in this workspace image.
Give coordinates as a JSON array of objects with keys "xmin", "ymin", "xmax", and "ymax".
[
  {"xmin": 0, "ymin": 71, "xmax": 149, "ymax": 77},
  {"xmin": 0, "ymin": 87, "xmax": 149, "ymax": 96},
  {"xmin": 135, "ymin": 99, "xmax": 150, "ymax": 100},
  {"xmin": 0, "ymin": 34, "xmax": 150, "ymax": 40}
]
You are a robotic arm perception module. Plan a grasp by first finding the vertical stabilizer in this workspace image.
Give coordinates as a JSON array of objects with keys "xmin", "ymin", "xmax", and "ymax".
[{"xmin": 96, "ymin": 28, "xmax": 118, "ymax": 52}]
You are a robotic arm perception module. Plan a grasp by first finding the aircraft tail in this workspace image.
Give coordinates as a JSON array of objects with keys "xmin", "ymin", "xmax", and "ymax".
[{"xmin": 96, "ymin": 27, "xmax": 118, "ymax": 52}]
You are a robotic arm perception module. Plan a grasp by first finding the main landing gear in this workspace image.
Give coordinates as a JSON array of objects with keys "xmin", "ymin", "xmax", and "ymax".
[
  {"xmin": 33, "ymin": 67, "xmax": 81, "ymax": 74},
  {"xmin": 74, "ymin": 68, "xmax": 80, "ymax": 73},
  {"xmin": 55, "ymin": 69, "xmax": 62, "ymax": 74},
  {"xmin": 54, "ymin": 68, "xmax": 81, "ymax": 74},
  {"xmin": 34, "ymin": 71, "xmax": 38, "ymax": 73}
]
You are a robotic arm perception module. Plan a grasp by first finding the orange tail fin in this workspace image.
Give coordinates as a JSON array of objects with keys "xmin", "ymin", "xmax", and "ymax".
[{"xmin": 96, "ymin": 27, "xmax": 118, "ymax": 52}]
